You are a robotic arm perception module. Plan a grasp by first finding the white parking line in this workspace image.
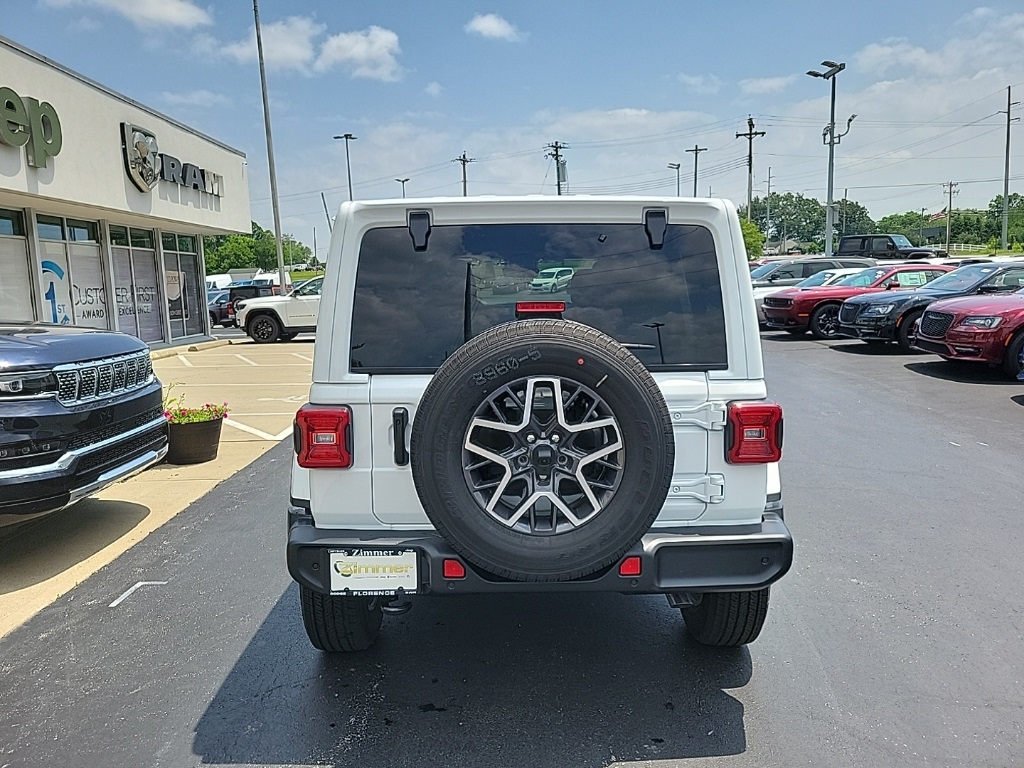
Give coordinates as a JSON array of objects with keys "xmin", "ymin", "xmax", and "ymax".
[
  {"xmin": 179, "ymin": 356, "xmax": 193, "ymax": 367},
  {"xmin": 109, "ymin": 581, "xmax": 167, "ymax": 608},
  {"xmin": 222, "ymin": 420, "xmax": 292, "ymax": 442},
  {"xmin": 235, "ymin": 354, "xmax": 259, "ymax": 366},
  {"xmin": 292, "ymin": 353, "xmax": 313, "ymax": 362}
]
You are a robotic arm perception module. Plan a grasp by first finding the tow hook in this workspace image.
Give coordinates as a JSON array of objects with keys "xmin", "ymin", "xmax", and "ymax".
[{"xmin": 381, "ymin": 593, "xmax": 413, "ymax": 615}]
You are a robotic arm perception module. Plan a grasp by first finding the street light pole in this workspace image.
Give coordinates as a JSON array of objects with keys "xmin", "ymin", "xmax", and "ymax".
[
  {"xmin": 667, "ymin": 163, "xmax": 681, "ymax": 196},
  {"xmin": 998, "ymin": 86, "xmax": 1020, "ymax": 251},
  {"xmin": 333, "ymin": 133, "xmax": 357, "ymax": 201},
  {"xmin": 807, "ymin": 61, "xmax": 854, "ymax": 257},
  {"xmin": 252, "ymin": 0, "xmax": 286, "ymax": 292},
  {"xmin": 395, "ymin": 178, "xmax": 409, "ymax": 198}
]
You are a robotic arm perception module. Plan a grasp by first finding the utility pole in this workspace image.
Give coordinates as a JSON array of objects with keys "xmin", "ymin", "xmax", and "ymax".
[
  {"xmin": 943, "ymin": 181, "xmax": 958, "ymax": 254},
  {"xmin": 998, "ymin": 86, "xmax": 1020, "ymax": 250},
  {"xmin": 546, "ymin": 142, "xmax": 569, "ymax": 195},
  {"xmin": 919, "ymin": 208, "xmax": 926, "ymax": 243},
  {"xmin": 842, "ymin": 187, "xmax": 848, "ymax": 235},
  {"xmin": 313, "ymin": 227, "xmax": 317, "ymax": 268},
  {"xmin": 452, "ymin": 152, "xmax": 475, "ymax": 196},
  {"xmin": 736, "ymin": 117, "xmax": 765, "ymax": 220},
  {"xmin": 686, "ymin": 144, "xmax": 707, "ymax": 197},
  {"xmin": 253, "ymin": 0, "xmax": 286, "ymax": 292},
  {"xmin": 395, "ymin": 177, "xmax": 410, "ymax": 198},
  {"xmin": 667, "ymin": 163, "xmax": 681, "ymax": 196},
  {"xmin": 766, "ymin": 167, "xmax": 772, "ymax": 246}
]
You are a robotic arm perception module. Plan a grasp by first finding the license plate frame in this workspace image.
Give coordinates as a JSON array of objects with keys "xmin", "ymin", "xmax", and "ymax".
[{"xmin": 328, "ymin": 548, "xmax": 419, "ymax": 596}]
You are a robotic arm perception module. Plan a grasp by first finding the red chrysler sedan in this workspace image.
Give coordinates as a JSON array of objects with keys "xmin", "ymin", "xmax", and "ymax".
[
  {"xmin": 913, "ymin": 289, "xmax": 1024, "ymax": 379},
  {"xmin": 762, "ymin": 264, "xmax": 954, "ymax": 339}
]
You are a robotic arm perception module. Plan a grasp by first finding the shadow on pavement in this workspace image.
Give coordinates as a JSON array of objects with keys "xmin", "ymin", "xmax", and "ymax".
[
  {"xmin": 194, "ymin": 588, "xmax": 752, "ymax": 767},
  {"xmin": 1012, "ymin": 395, "xmax": 1024, "ymax": 406},
  {"xmin": 828, "ymin": 341, "xmax": 906, "ymax": 355},
  {"xmin": 0, "ymin": 500, "xmax": 150, "ymax": 595},
  {"xmin": 904, "ymin": 360, "xmax": 1019, "ymax": 386}
]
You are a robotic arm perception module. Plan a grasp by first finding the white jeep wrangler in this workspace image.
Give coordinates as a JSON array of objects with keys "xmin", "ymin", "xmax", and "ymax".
[{"xmin": 289, "ymin": 197, "xmax": 791, "ymax": 652}]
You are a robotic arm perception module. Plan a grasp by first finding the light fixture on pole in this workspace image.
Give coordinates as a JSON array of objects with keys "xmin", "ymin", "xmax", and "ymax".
[
  {"xmin": 395, "ymin": 178, "xmax": 410, "ymax": 198},
  {"xmin": 667, "ymin": 163, "xmax": 681, "ymax": 197},
  {"xmin": 806, "ymin": 60, "xmax": 855, "ymax": 257},
  {"xmin": 333, "ymin": 133, "xmax": 357, "ymax": 201}
]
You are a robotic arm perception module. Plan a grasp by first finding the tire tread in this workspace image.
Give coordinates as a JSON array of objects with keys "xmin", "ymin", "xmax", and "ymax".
[
  {"xmin": 682, "ymin": 588, "xmax": 770, "ymax": 647},
  {"xmin": 300, "ymin": 586, "xmax": 382, "ymax": 652}
]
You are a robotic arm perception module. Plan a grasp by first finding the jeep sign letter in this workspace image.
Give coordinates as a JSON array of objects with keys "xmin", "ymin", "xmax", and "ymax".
[{"xmin": 0, "ymin": 86, "xmax": 62, "ymax": 168}]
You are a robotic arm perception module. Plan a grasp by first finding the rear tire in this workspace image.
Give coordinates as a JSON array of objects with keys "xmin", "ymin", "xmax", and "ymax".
[
  {"xmin": 1002, "ymin": 332, "xmax": 1024, "ymax": 380},
  {"xmin": 682, "ymin": 589, "xmax": 770, "ymax": 647},
  {"xmin": 300, "ymin": 587, "xmax": 382, "ymax": 652},
  {"xmin": 248, "ymin": 314, "xmax": 281, "ymax": 344},
  {"xmin": 896, "ymin": 310, "xmax": 923, "ymax": 353}
]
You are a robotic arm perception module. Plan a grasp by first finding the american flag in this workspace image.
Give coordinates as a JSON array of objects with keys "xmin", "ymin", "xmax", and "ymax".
[{"xmin": 928, "ymin": 207, "xmax": 947, "ymax": 222}]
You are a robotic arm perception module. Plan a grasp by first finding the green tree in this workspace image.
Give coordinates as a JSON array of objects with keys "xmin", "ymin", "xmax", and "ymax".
[
  {"xmin": 744, "ymin": 192, "xmax": 826, "ymax": 244},
  {"xmin": 877, "ymin": 210, "xmax": 930, "ymax": 245},
  {"xmin": 204, "ymin": 234, "xmax": 255, "ymax": 274},
  {"xmin": 740, "ymin": 219, "xmax": 765, "ymax": 260},
  {"xmin": 835, "ymin": 198, "xmax": 876, "ymax": 236},
  {"xmin": 204, "ymin": 221, "xmax": 315, "ymax": 274}
]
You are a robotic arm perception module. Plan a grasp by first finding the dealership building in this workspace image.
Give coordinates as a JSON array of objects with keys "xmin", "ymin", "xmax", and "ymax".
[{"xmin": 0, "ymin": 35, "xmax": 249, "ymax": 347}]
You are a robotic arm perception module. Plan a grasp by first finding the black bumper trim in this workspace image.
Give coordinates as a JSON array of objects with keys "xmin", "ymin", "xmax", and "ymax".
[{"xmin": 287, "ymin": 512, "xmax": 794, "ymax": 596}]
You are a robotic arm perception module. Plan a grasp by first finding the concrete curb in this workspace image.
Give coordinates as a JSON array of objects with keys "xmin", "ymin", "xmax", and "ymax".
[{"xmin": 150, "ymin": 339, "xmax": 230, "ymax": 360}]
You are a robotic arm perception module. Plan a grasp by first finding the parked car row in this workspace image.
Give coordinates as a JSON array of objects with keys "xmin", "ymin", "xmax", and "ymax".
[{"xmin": 760, "ymin": 261, "xmax": 1024, "ymax": 379}]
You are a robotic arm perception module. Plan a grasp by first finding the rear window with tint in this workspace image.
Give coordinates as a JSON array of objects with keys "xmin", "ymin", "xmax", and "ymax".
[{"xmin": 350, "ymin": 222, "xmax": 728, "ymax": 373}]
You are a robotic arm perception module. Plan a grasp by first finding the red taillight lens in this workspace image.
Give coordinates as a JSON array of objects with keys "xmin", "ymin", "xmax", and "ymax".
[
  {"xmin": 618, "ymin": 556, "xmax": 642, "ymax": 577},
  {"xmin": 442, "ymin": 559, "xmax": 466, "ymax": 579},
  {"xmin": 226, "ymin": 301, "xmax": 234, "ymax": 313},
  {"xmin": 516, "ymin": 301, "xmax": 565, "ymax": 315},
  {"xmin": 726, "ymin": 402, "xmax": 783, "ymax": 464},
  {"xmin": 295, "ymin": 404, "xmax": 353, "ymax": 468}
]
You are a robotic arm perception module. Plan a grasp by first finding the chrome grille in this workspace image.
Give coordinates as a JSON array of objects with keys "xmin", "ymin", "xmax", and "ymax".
[
  {"xmin": 920, "ymin": 311, "xmax": 954, "ymax": 339},
  {"xmin": 54, "ymin": 351, "xmax": 154, "ymax": 406},
  {"xmin": 839, "ymin": 304, "xmax": 859, "ymax": 324},
  {"xmin": 763, "ymin": 297, "xmax": 793, "ymax": 308}
]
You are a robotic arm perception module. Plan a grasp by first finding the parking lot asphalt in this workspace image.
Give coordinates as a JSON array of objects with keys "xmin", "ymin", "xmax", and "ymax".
[
  {"xmin": 0, "ymin": 333, "xmax": 1022, "ymax": 767},
  {"xmin": 0, "ymin": 339, "xmax": 311, "ymax": 639}
]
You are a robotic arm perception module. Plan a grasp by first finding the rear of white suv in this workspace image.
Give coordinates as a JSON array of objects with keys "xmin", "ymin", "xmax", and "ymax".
[{"xmin": 288, "ymin": 197, "xmax": 791, "ymax": 652}]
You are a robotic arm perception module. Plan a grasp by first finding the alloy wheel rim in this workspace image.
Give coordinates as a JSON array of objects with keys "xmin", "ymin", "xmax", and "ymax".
[{"xmin": 462, "ymin": 375, "xmax": 624, "ymax": 535}]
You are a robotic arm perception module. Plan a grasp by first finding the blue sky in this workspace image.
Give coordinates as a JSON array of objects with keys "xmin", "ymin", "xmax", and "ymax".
[{"xmin": 6, "ymin": 1, "xmax": 1024, "ymax": 256}]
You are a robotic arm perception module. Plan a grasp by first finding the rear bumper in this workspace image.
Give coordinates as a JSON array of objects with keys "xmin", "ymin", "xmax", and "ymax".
[{"xmin": 287, "ymin": 511, "xmax": 793, "ymax": 596}]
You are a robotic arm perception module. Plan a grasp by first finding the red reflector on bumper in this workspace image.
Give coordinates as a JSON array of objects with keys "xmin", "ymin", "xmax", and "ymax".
[
  {"xmin": 442, "ymin": 559, "xmax": 466, "ymax": 579},
  {"xmin": 618, "ymin": 556, "xmax": 642, "ymax": 577}
]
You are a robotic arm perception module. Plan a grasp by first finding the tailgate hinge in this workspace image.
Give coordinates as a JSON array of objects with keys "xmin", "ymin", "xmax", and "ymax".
[
  {"xmin": 668, "ymin": 474, "xmax": 725, "ymax": 504},
  {"xmin": 670, "ymin": 402, "xmax": 727, "ymax": 431}
]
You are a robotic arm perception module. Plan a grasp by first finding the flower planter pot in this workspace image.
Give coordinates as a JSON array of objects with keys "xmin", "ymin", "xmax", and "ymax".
[{"xmin": 166, "ymin": 418, "xmax": 224, "ymax": 465}]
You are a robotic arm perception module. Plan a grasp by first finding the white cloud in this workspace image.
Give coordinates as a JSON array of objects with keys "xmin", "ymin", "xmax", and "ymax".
[
  {"xmin": 222, "ymin": 16, "xmax": 325, "ymax": 73},
  {"xmin": 425, "ymin": 81, "xmax": 443, "ymax": 97},
  {"xmin": 677, "ymin": 73, "xmax": 721, "ymax": 95},
  {"xmin": 315, "ymin": 26, "xmax": 402, "ymax": 81},
  {"xmin": 739, "ymin": 76, "xmax": 796, "ymax": 95},
  {"xmin": 465, "ymin": 13, "xmax": 523, "ymax": 41},
  {"xmin": 41, "ymin": 0, "xmax": 210, "ymax": 28},
  {"xmin": 160, "ymin": 89, "xmax": 231, "ymax": 108},
  {"xmin": 218, "ymin": 17, "xmax": 401, "ymax": 80}
]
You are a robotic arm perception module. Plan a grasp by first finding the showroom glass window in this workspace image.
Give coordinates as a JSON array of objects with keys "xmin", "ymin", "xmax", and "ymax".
[
  {"xmin": 110, "ymin": 225, "xmax": 164, "ymax": 343},
  {"xmin": 162, "ymin": 233, "xmax": 204, "ymax": 338},
  {"xmin": 0, "ymin": 208, "xmax": 34, "ymax": 323},
  {"xmin": 35, "ymin": 214, "xmax": 108, "ymax": 330}
]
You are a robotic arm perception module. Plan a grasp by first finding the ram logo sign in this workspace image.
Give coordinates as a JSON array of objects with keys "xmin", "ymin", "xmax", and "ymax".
[{"xmin": 121, "ymin": 122, "xmax": 223, "ymax": 197}]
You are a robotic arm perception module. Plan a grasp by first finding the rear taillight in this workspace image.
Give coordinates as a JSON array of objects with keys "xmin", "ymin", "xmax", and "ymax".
[
  {"xmin": 294, "ymin": 404, "xmax": 353, "ymax": 468},
  {"xmin": 226, "ymin": 301, "xmax": 234, "ymax": 314},
  {"xmin": 725, "ymin": 402, "xmax": 783, "ymax": 464}
]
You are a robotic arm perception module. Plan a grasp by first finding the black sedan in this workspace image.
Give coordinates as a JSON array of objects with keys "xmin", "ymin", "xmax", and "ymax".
[{"xmin": 836, "ymin": 262, "xmax": 1024, "ymax": 351}]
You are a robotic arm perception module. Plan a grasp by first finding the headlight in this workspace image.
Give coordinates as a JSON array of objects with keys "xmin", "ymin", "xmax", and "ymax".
[
  {"xmin": 862, "ymin": 303, "xmax": 896, "ymax": 316},
  {"xmin": 958, "ymin": 315, "xmax": 1003, "ymax": 329},
  {"xmin": 235, "ymin": 301, "xmax": 246, "ymax": 311},
  {"xmin": 0, "ymin": 371, "xmax": 58, "ymax": 398}
]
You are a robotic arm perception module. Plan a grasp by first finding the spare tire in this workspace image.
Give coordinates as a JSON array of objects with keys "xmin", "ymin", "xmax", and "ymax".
[{"xmin": 410, "ymin": 319, "xmax": 675, "ymax": 582}]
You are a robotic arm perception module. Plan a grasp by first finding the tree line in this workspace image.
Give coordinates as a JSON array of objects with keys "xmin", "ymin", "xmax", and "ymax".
[
  {"xmin": 202, "ymin": 222, "xmax": 316, "ymax": 275},
  {"xmin": 740, "ymin": 192, "xmax": 1023, "ymax": 256}
]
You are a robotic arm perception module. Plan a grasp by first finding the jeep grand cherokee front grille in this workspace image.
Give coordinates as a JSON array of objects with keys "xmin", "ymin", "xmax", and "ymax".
[{"xmin": 54, "ymin": 352, "xmax": 154, "ymax": 405}]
